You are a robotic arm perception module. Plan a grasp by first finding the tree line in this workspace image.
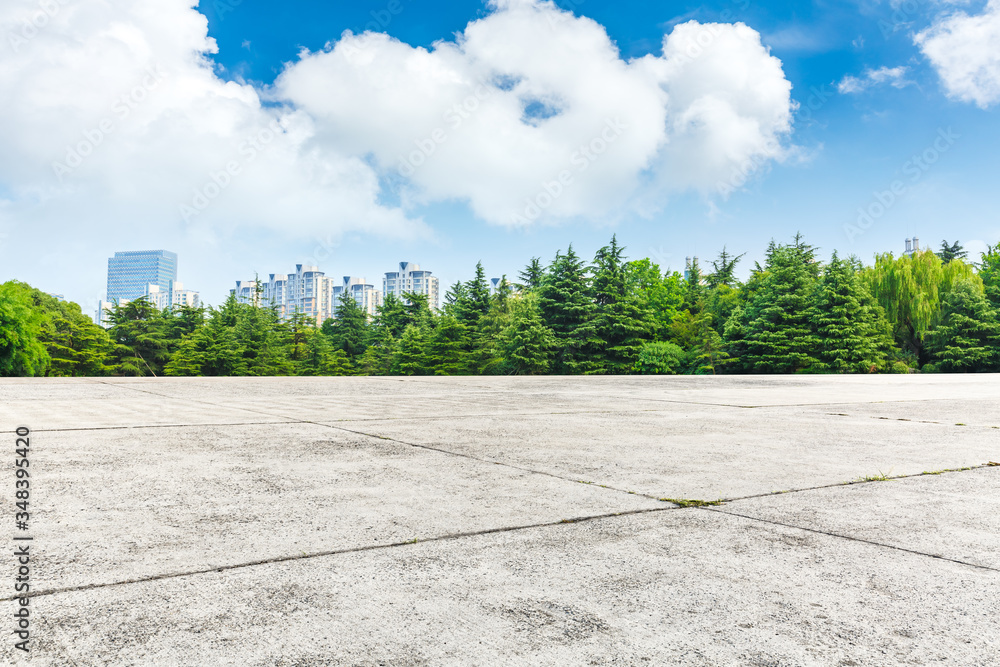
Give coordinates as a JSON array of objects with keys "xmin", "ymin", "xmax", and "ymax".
[{"xmin": 2, "ymin": 235, "xmax": 999, "ymax": 377}]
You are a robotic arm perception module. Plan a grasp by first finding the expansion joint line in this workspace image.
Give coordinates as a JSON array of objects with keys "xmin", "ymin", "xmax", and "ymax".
[
  {"xmin": 703, "ymin": 506, "xmax": 1000, "ymax": 573},
  {"xmin": 5, "ymin": 507, "xmax": 671, "ymax": 601},
  {"xmin": 92, "ymin": 380, "xmax": 661, "ymax": 503}
]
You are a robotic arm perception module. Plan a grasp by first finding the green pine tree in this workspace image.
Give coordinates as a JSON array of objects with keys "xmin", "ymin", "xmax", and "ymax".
[
  {"xmin": 537, "ymin": 246, "xmax": 600, "ymax": 374},
  {"xmin": 738, "ymin": 243, "xmax": 819, "ymax": 373},
  {"xmin": 165, "ymin": 309, "xmax": 247, "ymax": 376},
  {"xmin": 423, "ymin": 315, "xmax": 470, "ymax": 375},
  {"xmin": 498, "ymin": 294, "xmax": 556, "ymax": 374},
  {"xmin": 591, "ymin": 236, "xmax": 653, "ymax": 373},
  {"xmin": 924, "ymin": 279, "xmax": 1000, "ymax": 372},
  {"xmin": 809, "ymin": 253, "xmax": 894, "ymax": 373},
  {"xmin": 323, "ymin": 292, "xmax": 370, "ymax": 358},
  {"xmin": 106, "ymin": 297, "xmax": 171, "ymax": 376},
  {"xmin": 517, "ymin": 257, "xmax": 545, "ymax": 291},
  {"xmin": 299, "ymin": 329, "xmax": 353, "ymax": 376}
]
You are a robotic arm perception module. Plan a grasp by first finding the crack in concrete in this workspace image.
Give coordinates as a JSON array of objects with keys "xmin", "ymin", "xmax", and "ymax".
[
  {"xmin": 14, "ymin": 421, "xmax": 294, "ymax": 434},
  {"xmin": 704, "ymin": 506, "xmax": 1000, "ymax": 573},
  {"xmin": 6, "ymin": 507, "xmax": 670, "ymax": 602},
  {"xmin": 9, "ymin": 379, "xmax": 993, "ymax": 603},
  {"xmin": 723, "ymin": 464, "xmax": 999, "ymax": 504},
  {"xmin": 90, "ymin": 380, "xmax": 663, "ymax": 503}
]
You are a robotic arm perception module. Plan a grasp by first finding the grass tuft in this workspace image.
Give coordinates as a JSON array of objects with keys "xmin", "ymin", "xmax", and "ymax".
[
  {"xmin": 660, "ymin": 498, "xmax": 724, "ymax": 508},
  {"xmin": 856, "ymin": 470, "xmax": 893, "ymax": 482}
]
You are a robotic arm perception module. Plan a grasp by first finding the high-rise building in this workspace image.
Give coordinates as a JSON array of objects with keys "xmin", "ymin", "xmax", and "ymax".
[
  {"xmin": 106, "ymin": 250, "xmax": 177, "ymax": 304},
  {"xmin": 383, "ymin": 262, "xmax": 440, "ymax": 311},
  {"xmin": 233, "ymin": 279, "xmax": 259, "ymax": 305},
  {"xmin": 332, "ymin": 276, "xmax": 383, "ymax": 318},
  {"xmin": 904, "ymin": 237, "xmax": 921, "ymax": 256},
  {"xmin": 145, "ymin": 282, "xmax": 200, "ymax": 310},
  {"xmin": 232, "ymin": 264, "xmax": 334, "ymax": 324}
]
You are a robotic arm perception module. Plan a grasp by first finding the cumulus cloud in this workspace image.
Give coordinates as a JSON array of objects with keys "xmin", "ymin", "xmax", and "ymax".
[
  {"xmin": 0, "ymin": 0, "xmax": 796, "ymax": 244},
  {"xmin": 915, "ymin": 0, "xmax": 1000, "ymax": 108},
  {"xmin": 837, "ymin": 66, "xmax": 912, "ymax": 94},
  {"xmin": 277, "ymin": 5, "xmax": 794, "ymax": 223},
  {"xmin": 0, "ymin": 0, "xmax": 416, "ymax": 245}
]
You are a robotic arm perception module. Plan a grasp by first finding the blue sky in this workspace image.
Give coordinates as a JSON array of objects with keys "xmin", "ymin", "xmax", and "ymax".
[{"xmin": 0, "ymin": 0, "xmax": 997, "ymax": 309}]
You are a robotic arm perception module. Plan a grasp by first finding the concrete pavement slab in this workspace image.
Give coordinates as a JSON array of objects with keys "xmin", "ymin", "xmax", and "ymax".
[
  {"xmin": 716, "ymin": 466, "xmax": 1000, "ymax": 569},
  {"xmin": 28, "ymin": 422, "xmax": 661, "ymax": 591},
  {"xmin": 330, "ymin": 409, "xmax": 999, "ymax": 500},
  {"xmin": 28, "ymin": 506, "xmax": 1000, "ymax": 666},
  {"xmin": 5, "ymin": 375, "xmax": 1000, "ymax": 665}
]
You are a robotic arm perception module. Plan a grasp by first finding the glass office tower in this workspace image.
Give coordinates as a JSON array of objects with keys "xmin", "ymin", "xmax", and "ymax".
[{"xmin": 106, "ymin": 250, "xmax": 178, "ymax": 304}]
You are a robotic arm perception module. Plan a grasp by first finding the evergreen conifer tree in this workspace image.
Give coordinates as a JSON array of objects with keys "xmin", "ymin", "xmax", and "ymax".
[
  {"xmin": 739, "ymin": 243, "xmax": 819, "ymax": 373},
  {"xmin": 323, "ymin": 292, "xmax": 369, "ymax": 358},
  {"xmin": 924, "ymin": 279, "xmax": 1000, "ymax": 372},
  {"xmin": 517, "ymin": 257, "xmax": 545, "ymax": 291},
  {"xmin": 498, "ymin": 295, "xmax": 556, "ymax": 374},
  {"xmin": 537, "ymin": 245, "xmax": 600, "ymax": 374},
  {"xmin": 809, "ymin": 253, "xmax": 893, "ymax": 373}
]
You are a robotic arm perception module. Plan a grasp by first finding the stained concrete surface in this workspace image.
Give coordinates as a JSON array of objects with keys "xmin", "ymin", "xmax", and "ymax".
[{"xmin": 2, "ymin": 375, "xmax": 999, "ymax": 665}]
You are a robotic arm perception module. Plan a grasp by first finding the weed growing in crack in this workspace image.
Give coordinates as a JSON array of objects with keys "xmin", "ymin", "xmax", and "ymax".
[{"xmin": 660, "ymin": 498, "xmax": 724, "ymax": 508}]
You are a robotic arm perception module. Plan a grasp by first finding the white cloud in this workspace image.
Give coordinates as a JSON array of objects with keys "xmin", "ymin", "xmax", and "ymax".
[
  {"xmin": 915, "ymin": 0, "xmax": 1000, "ymax": 108},
  {"xmin": 0, "ymin": 0, "xmax": 795, "ymax": 250},
  {"xmin": 277, "ymin": 6, "xmax": 794, "ymax": 223},
  {"xmin": 837, "ymin": 66, "xmax": 912, "ymax": 94}
]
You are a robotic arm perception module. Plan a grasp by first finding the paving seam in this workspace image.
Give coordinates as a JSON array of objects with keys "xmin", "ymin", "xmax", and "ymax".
[
  {"xmin": 721, "ymin": 463, "xmax": 1000, "ymax": 503},
  {"xmin": 87, "ymin": 381, "xmax": 1000, "ymax": 507},
  {"xmin": 5, "ymin": 507, "xmax": 671, "ymax": 602},
  {"xmin": 87, "ymin": 379, "xmax": 976, "ymax": 410},
  {"xmin": 703, "ymin": 506, "xmax": 1000, "ymax": 573},
  {"xmin": 12, "ymin": 485, "xmax": 999, "ymax": 603},
  {"xmin": 20, "ymin": 380, "xmax": 988, "ymax": 593},
  {"xmin": 91, "ymin": 381, "xmax": 660, "ymax": 503},
  {"xmin": 8, "ymin": 421, "xmax": 296, "ymax": 434}
]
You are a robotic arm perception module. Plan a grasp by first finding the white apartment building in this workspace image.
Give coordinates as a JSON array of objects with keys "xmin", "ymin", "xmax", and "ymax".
[
  {"xmin": 145, "ymin": 282, "xmax": 201, "ymax": 310},
  {"xmin": 232, "ymin": 279, "xmax": 260, "ymax": 305},
  {"xmin": 232, "ymin": 264, "xmax": 335, "ymax": 324},
  {"xmin": 383, "ymin": 262, "xmax": 440, "ymax": 311},
  {"xmin": 95, "ymin": 283, "xmax": 201, "ymax": 327},
  {"xmin": 332, "ymin": 276, "xmax": 383, "ymax": 318}
]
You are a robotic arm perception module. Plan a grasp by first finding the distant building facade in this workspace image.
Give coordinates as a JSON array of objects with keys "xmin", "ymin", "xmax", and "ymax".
[
  {"xmin": 107, "ymin": 250, "xmax": 177, "ymax": 303},
  {"xmin": 383, "ymin": 262, "xmax": 440, "ymax": 311},
  {"xmin": 145, "ymin": 282, "xmax": 200, "ymax": 310},
  {"xmin": 332, "ymin": 276, "xmax": 383, "ymax": 318},
  {"xmin": 904, "ymin": 237, "xmax": 921, "ymax": 256},
  {"xmin": 232, "ymin": 264, "xmax": 334, "ymax": 324}
]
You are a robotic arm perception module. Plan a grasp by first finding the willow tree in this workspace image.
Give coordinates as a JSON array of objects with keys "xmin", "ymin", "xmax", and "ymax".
[{"xmin": 864, "ymin": 250, "xmax": 981, "ymax": 363}]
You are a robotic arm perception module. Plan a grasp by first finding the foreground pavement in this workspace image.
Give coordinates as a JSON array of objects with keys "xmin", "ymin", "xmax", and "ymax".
[{"xmin": 2, "ymin": 375, "xmax": 999, "ymax": 665}]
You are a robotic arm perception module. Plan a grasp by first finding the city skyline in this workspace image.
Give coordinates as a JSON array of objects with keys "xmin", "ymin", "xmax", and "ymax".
[{"xmin": 1, "ymin": 0, "xmax": 997, "ymax": 315}]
